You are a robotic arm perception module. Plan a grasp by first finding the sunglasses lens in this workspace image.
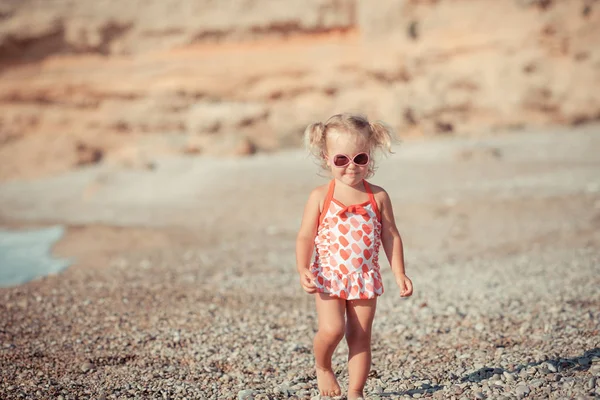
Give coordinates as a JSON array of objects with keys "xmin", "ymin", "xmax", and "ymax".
[
  {"xmin": 333, "ymin": 155, "xmax": 350, "ymax": 167},
  {"xmin": 353, "ymin": 153, "xmax": 369, "ymax": 166}
]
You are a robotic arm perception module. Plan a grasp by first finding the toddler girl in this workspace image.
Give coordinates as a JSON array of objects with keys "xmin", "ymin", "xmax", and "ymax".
[{"xmin": 296, "ymin": 113, "xmax": 413, "ymax": 399}]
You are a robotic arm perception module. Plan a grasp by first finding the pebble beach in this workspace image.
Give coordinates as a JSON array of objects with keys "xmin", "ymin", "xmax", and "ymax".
[{"xmin": 1, "ymin": 125, "xmax": 599, "ymax": 399}]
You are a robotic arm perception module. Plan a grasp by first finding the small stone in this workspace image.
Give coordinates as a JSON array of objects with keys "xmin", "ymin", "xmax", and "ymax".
[
  {"xmin": 515, "ymin": 385, "xmax": 530, "ymax": 398},
  {"xmin": 452, "ymin": 385, "xmax": 463, "ymax": 395},
  {"xmin": 590, "ymin": 365, "xmax": 600, "ymax": 376},
  {"xmin": 503, "ymin": 372, "xmax": 515, "ymax": 382},
  {"xmin": 554, "ymin": 373, "xmax": 562, "ymax": 381},
  {"xmin": 238, "ymin": 389, "xmax": 256, "ymax": 400},
  {"xmin": 519, "ymin": 369, "xmax": 528, "ymax": 378},
  {"xmin": 587, "ymin": 377, "xmax": 596, "ymax": 390},
  {"xmin": 57, "ymin": 396, "xmax": 64, "ymax": 400},
  {"xmin": 578, "ymin": 357, "xmax": 591, "ymax": 366},
  {"xmin": 543, "ymin": 362, "xmax": 557, "ymax": 373},
  {"xmin": 80, "ymin": 361, "xmax": 95, "ymax": 373},
  {"xmin": 530, "ymin": 379, "xmax": 544, "ymax": 388},
  {"xmin": 474, "ymin": 391, "xmax": 486, "ymax": 399},
  {"xmin": 418, "ymin": 380, "xmax": 431, "ymax": 389}
]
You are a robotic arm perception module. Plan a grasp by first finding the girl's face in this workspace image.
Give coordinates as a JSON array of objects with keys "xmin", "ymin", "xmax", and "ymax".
[{"xmin": 325, "ymin": 130, "xmax": 370, "ymax": 187}]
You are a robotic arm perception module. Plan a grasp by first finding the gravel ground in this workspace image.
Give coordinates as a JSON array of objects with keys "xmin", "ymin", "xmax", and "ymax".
[{"xmin": 1, "ymin": 125, "xmax": 599, "ymax": 399}]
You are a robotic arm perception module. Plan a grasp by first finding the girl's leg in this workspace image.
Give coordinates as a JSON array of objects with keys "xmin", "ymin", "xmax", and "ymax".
[
  {"xmin": 345, "ymin": 298, "xmax": 377, "ymax": 400},
  {"xmin": 314, "ymin": 293, "xmax": 346, "ymax": 396}
]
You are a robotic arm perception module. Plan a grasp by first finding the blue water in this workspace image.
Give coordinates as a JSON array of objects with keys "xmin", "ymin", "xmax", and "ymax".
[{"xmin": 0, "ymin": 225, "xmax": 72, "ymax": 288}]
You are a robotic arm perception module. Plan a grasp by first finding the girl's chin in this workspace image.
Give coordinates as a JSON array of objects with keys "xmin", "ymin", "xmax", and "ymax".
[{"xmin": 339, "ymin": 175, "xmax": 363, "ymax": 185}]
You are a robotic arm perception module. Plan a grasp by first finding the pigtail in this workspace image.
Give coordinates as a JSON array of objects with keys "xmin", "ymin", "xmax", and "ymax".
[
  {"xmin": 369, "ymin": 121, "xmax": 396, "ymax": 154},
  {"xmin": 304, "ymin": 122, "xmax": 327, "ymax": 158}
]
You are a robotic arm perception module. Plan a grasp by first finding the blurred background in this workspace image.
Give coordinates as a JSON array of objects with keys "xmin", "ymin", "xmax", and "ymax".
[
  {"xmin": 1, "ymin": 0, "xmax": 599, "ymax": 181},
  {"xmin": 1, "ymin": 2, "xmax": 600, "ymax": 398}
]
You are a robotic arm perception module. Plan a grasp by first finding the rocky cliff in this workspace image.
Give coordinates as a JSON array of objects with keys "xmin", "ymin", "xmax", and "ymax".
[{"xmin": 1, "ymin": 0, "xmax": 599, "ymax": 180}]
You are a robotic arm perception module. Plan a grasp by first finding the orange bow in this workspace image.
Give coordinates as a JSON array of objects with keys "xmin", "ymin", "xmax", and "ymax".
[{"xmin": 337, "ymin": 204, "xmax": 368, "ymax": 217}]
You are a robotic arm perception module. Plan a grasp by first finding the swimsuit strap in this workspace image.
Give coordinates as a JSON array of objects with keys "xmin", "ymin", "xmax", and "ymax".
[
  {"xmin": 363, "ymin": 180, "xmax": 381, "ymax": 222},
  {"xmin": 319, "ymin": 179, "xmax": 336, "ymax": 225}
]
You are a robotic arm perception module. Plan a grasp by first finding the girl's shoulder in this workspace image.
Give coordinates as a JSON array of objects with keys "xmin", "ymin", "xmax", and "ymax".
[
  {"xmin": 366, "ymin": 182, "xmax": 388, "ymax": 199},
  {"xmin": 307, "ymin": 183, "xmax": 330, "ymax": 214},
  {"xmin": 366, "ymin": 182, "xmax": 391, "ymax": 212},
  {"xmin": 308, "ymin": 183, "xmax": 329, "ymax": 203}
]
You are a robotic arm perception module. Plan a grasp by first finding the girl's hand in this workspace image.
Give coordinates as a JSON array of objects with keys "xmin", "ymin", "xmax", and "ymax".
[
  {"xmin": 396, "ymin": 274, "xmax": 413, "ymax": 297},
  {"xmin": 300, "ymin": 269, "xmax": 317, "ymax": 294}
]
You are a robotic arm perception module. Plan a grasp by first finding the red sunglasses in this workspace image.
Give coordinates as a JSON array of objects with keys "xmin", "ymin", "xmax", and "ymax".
[{"xmin": 329, "ymin": 152, "xmax": 370, "ymax": 168}]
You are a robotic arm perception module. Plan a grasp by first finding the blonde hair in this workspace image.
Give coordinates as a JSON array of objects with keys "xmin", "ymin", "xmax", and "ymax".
[{"xmin": 304, "ymin": 113, "xmax": 396, "ymax": 178}]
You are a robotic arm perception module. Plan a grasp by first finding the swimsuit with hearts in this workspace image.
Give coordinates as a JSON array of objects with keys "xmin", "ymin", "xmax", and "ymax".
[{"xmin": 311, "ymin": 179, "xmax": 384, "ymax": 299}]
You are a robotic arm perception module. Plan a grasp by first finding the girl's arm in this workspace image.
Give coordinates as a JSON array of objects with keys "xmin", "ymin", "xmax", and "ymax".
[
  {"xmin": 295, "ymin": 188, "xmax": 322, "ymax": 293},
  {"xmin": 379, "ymin": 189, "xmax": 413, "ymax": 297}
]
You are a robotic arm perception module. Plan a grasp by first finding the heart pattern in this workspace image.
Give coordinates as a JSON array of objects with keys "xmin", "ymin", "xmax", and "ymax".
[
  {"xmin": 339, "ymin": 236, "xmax": 349, "ymax": 247},
  {"xmin": 340, "ymin": 249, "xmax": 351, "ymax": 260},
  {"xmin": 311, "ymin": 191, "xmax": 383, "ymax": 300},
  {"xmin": 339, "ymin": 264, "xmax": 349, "ymax": 274},
  {"xmin": 362, "ymin": 224, "xmax": 373, "ymax": 235}
]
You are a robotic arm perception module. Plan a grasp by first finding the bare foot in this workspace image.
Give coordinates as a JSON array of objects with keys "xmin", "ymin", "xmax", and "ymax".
[
  {"xmin": 347, "ymin": 390, "xmax": 364, "ymax": 400},
  {"xmin": 315, "ymin": 365, "xmax": 341, "ymax": 397}
]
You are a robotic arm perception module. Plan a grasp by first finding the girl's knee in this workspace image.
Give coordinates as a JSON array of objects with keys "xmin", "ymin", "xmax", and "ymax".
[
  {"xmin": 317, "ymin": 325, "xmax": 345, "ymax": 343},
  {"xmin": 345, "ymin": 326, "xmax": 371, "ymax": 346}
]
